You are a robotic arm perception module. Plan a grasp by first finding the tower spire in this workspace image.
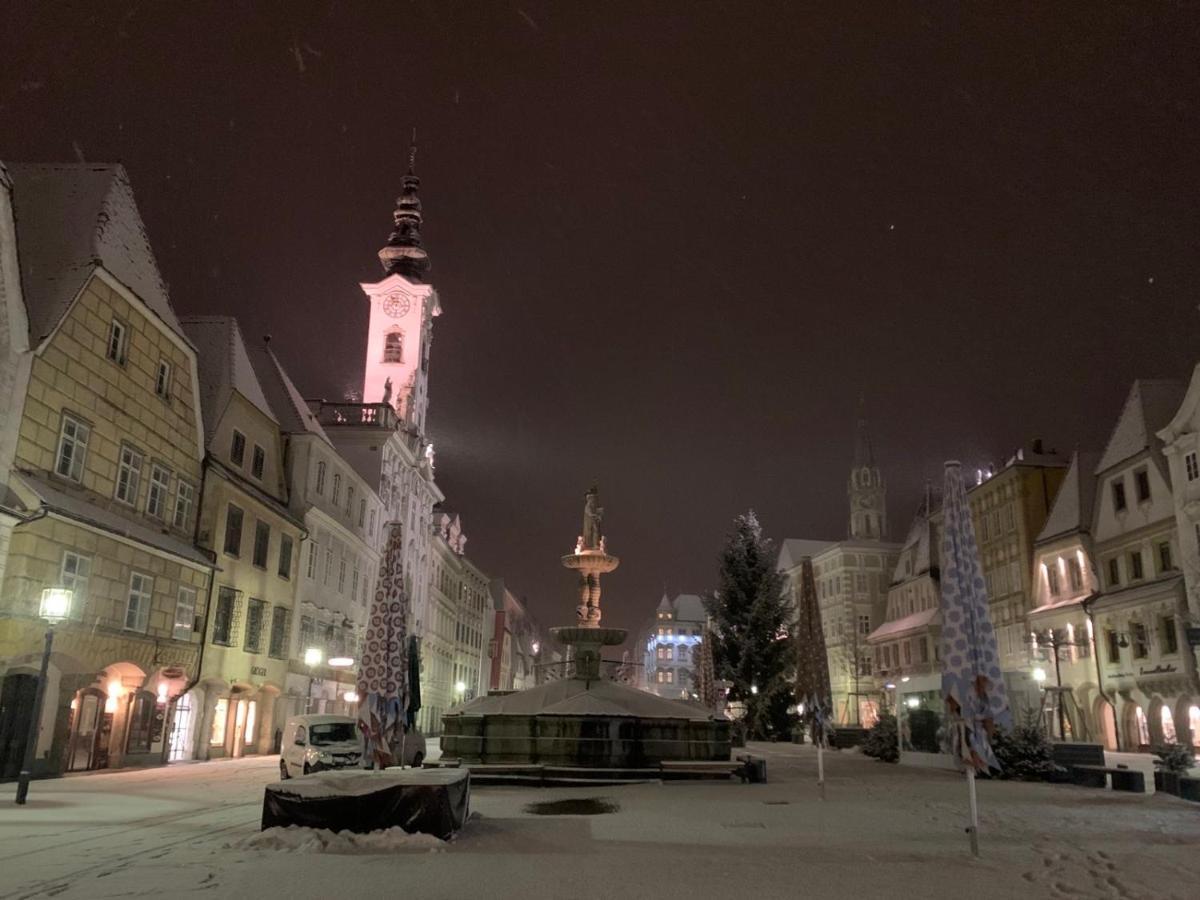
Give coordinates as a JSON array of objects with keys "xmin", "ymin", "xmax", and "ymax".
[{"xmin": 378, "ymin": 127, "xmax": 430, "ymax": 282}]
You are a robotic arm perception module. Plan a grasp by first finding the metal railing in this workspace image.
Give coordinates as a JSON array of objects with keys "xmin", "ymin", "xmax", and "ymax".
[
  {"xmin": 533, "ymin": 659, "xmax": 643, "ymax": 685},
  {"xmin": 313, "ymin": 402, "xmax": 399, "ymax": 430}
]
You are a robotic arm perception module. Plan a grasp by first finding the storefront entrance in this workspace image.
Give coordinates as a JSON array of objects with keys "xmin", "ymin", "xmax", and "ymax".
[
  {"xmin": 0, "ymin": 673, "xmax": 37, "ymax": 780},
  {"xmin": 67, "ymin": 688, "xmax": 111, "ymax": 772},
  {"xmin": 168, "ymin": 691, "xmax": 195, "ymax": 762}
]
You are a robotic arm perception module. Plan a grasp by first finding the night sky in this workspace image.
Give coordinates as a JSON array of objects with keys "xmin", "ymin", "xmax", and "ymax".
[{"xmin": 4, "ymin": 3, "xmax": 1199, "ymax": 637}]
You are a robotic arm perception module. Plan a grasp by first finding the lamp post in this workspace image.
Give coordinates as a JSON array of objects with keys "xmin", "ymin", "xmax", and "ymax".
[
  {"xmin": 304, "ymin": 647, "xmax": 323, "ymax": 713},
  {"xmin": 15, "ymin": 588, "xmax": 72, "ymax": 805},
  {"xmin": 1033, "ymin": 627, "xmax": 1092, "ymax": 740}
]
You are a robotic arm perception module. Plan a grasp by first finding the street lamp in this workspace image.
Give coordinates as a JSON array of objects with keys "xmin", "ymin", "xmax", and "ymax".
[
  {"xmin": 1033, "ymin": 627, "xmax": 1091, "ymax": 740},
  {"xmin": 15, "ymin": 588, "xmax": 72, "ymax": 805},
  {"xmin": 304, "ymin": 647, "xmax": 323, "ymax": 713}
]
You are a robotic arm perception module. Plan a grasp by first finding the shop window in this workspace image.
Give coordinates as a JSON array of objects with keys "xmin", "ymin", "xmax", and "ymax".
[
  {"xmin": 210, "ymin": 698, "xmax": 228, "ymax": 745},
  {"xmin": 125, "ymin": 691, "xmax": 156, "ymax": 754},
  {"xmin": 1162, "ymin": 616, "xmax": 1178, "ymax": 655}
]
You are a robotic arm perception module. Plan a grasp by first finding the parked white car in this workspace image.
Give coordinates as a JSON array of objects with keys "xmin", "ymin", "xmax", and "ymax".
[{"xmin": 278, "ymin": 714, "xmax": 426, "ymax": 779}]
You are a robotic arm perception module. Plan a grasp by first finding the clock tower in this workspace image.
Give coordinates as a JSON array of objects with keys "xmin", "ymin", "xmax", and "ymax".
[
  {"xmin": 848, "ymin": 400, "xmax": 887, "ymax": 540},
  {"xmin": 360, "ymin": 144, "xmax": 441, "ymax": 435}
]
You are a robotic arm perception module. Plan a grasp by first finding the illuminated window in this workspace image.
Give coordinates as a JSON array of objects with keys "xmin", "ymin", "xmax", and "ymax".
[
  {"xmin": 1068, "ymin": 557, "xmax": 1083, "ymax": 591},
  {"xmin": 1134, "ymin": 706, "xmax": 1150, "ymax": 747},
  {"xmin": 1046, "ymin": 564, "xmax": 1061, "ymax": 596}
]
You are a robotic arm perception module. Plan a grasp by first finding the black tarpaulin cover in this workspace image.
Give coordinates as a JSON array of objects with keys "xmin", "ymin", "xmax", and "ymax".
[{"xmin": 262, "ymin": 769, "xmax": 470, "ymax": 840}]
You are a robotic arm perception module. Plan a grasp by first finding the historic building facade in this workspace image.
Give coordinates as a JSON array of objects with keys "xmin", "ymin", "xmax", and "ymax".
[
  {"xmin": 487, "ymin": 579, "xmax": 544, "ymax": 692},
  {"xmin": 180, "ymin": 317, "xmax": 306, "ymax": 761},
  {"xmin": 0, "ymin": 163, "xmax": 212, "ymax": 777},
  {"xmin": 639, "ymin": 593, "xmax": 706, "ymax": 698}
]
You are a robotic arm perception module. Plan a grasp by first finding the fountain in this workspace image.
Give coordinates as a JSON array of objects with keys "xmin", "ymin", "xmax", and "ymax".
[{"xmin": 440, "ymin": 486, "xmax": 731, "ymax": 769}]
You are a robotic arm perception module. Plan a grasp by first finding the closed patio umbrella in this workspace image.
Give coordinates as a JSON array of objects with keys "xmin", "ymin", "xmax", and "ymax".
[
  {"xmin": 794, "ymin": 555, "xmax": 833, "ymax": 798},
  {"xmin": 356, "ymin": 523, "xmax": 410, "ymax": 769},
  {"xmin": 939, "ymin": 461, "xmax": 1011, "ymax": 855}
]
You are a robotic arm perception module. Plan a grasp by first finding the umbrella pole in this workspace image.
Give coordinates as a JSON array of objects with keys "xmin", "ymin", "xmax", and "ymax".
[
  {"xmin": 817, "ymin": 742, "xmax": 825, "ymax": 800},
  {"xmin": 965, "ymin": 766, "xmax": 980, "ymax": 857}
]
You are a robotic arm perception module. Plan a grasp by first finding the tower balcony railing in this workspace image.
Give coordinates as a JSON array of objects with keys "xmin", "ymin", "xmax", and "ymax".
[{"xmin": 312, "ymin": 402, "xmax": 399, "ymax": 430}]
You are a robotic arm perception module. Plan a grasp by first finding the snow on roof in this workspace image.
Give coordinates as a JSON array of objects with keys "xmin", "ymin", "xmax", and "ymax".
[
  {"xmin": 7, "ymin": 163, "xmax": 184, "ymax": 343},
  {"xmin": 866, "ymin": 607, "xmax": 939, "ymax": 643},
  {"xmin": 13, "ymin": 470, "xmax": 211, "ymax": 567},
  {"xmin": 891, "ymin": 503, "xmax": 936, "ymax": 582},
  {"xmin": 447, "ymin": 677, "xmax": 714, "ymax": 720},
  {"xmin": 672, "ymin": 593, "xmax": 707, "ymax": 623},
  {"xmin": 1036, "ymin": 450, "xmax": 1102, "ymax": 544},
  {"xmin": 1096, "ymin": 379, "xmax": 1186, "ymax": 473},
  {"xmin": 180, "ymin": 316, "xmax": 277, "ymax": 443},
  {"xmin": 1029, "ymin": 594, "xmax": 1088, "ymax": 617},
  {"xmin": 776, "ymin": 538, "xmax": 836, "ymax": 572},
  {"xmin": 245, "ymin": 343, "xmax": 332, "ymax": 444}
]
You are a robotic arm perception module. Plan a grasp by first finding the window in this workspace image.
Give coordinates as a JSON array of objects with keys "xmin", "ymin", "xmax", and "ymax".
[
  {"xmin": 1158, "ymin": 542, "xmax": 1172, "ymax": 572},
  {"xmin": 1162, "ymin": 616, "xmax": 1178, "ymax": 655},
  {"xmin": 332, "ymin": 474, "xmax": 342, "ymax": 505},
  {"xmin": 146, "ymin": 464, "xmax": 171, "ymax": 519},
  {"xmin": 1108, "ymin": 557, "xmax": 1120, "ymax": 587},
  {"xmin": 60, "ymin": 551, "xmax": 90, "ymax": 616},
  {"xmin": 338, "ymin": 558, "xmax": 347, "ymax": 593},
  {"xmin": 1129, "ymin": 551, "xmax": 1144, "ymax": 581},
  {"xmin": 223, "ymin": 505, "xmax": 244, "ymax": 556},
  {"xmin": 155, "ymin": 360, "xmax": 171, "ymax": 400},
  {"xmin": 251, "ymin": 445, "xmax": 265, "ymax": 480},
  {"xmin": 244, "ymin": 598, "xmax": 265, "ymax": 653},
  {"xmin": 269, "ymin": 606, "xmax": 290, "ymax": 659},
  {"xmin": 346, "ymin": 485, "xmax": 355, "ymax": 517},
  {"xmin": 368, "ymin": 508, "xmax": 376, "ymax": 536},
  {"xmin": 979, "ymin": 515, "xmax": 990, "ymax": 542},
  {"xmin": 677, "ymin": 644, "xmax": 688, "ymax": 662},
  {"xmin": 230, "ymin": 430, "xmax": 246, "ymax": 467},
  {"xmin": 858, "ymin": 614, "xmax": 870, "ymax": 636},
  {"xmin": 173, "ymin": 586, "xmax": 197, "ymax": 640},
  {"xmin": 115, "ymin": 445, "xmax": 143, "ymax": 505},
  {"xmin": 306, "ymin": 542, "xmax": 317, "ymax": 579},
  {"xmin": 252, "ymin": 520, "xmax": 269, "ymax": 568},
  {"xmin": 124, "ymin": 572, "xmax": 153, "ymax": 632},
  {"xmin": 1002, "ymin": 506, "xmax": 1016, "ymax": 532},
  {"xmin": 106, "ymin": 318, "xmax": 128, "ymax": 365},
  {"xmin": 55, "ymin": 414, "xmax": 90, "ymax": 481},
  {"xmin": 212, "ymin": 587, "xmax": 237, "ymax": 646},
  {"xmin": 903, "ymin": 642, "xmax": 912, "ymax": 665},
  {"xmin": 1068, "ymin": 557, "xmax": 1083, "ymax": 592},
  {"xmin": 278, "ymin": 534, "xmax": 293, "ymax": 579},
  {"xmin": 1105, "ymin": 629, "xmax": 1121, "ymax": 663},
  {"xmin": 919, "ymin": 639, "xmax": 929, "ymax": 663},
  {"xmin": 1131, "ymin": 622, "xmax": 1149, "ymax": 659},
  {"xmin": 173, "ymin": 479, "xmax": 195, "ymax": 530},
  {"xmin": 383, "ymin": 331, "xmax": 403, "ymax": 363},
  {"xmin": 1047, "ymin": 564, "xmax": 1061, "ymax": 596},
  {"xmin": 359, "ymin": 499, "xmax": 366, "ymax": 528},
  {"xmin": 315, "ymin": 460, "xmax": 326, "ymax": 494},
  {"xmin": 666, "ymin": 670, "xmax": 674, "ymax": 684},
  {"xmin": 1112, "ymin": 480, "xmax": 1127, "ymax": 512},
  {"xmin": 125, "ymin": 692, "xmax": 155, "ymax": 754},
  {"xmin": 324, "ymin": 548, "xmax": 333, "ymax": 585},
  {"xmin": 351, "ymin": 564, "xmax": 360, "ymax": 599},
  {"xmin": 1187, "ymin": 452, "xmax": 1200, "ymax": 482},
  {"xmin": 299, "ymin": 615, "xmax": 315, "ymax": 651},
  {"xmin": 210, "ymin": 698, "xmax": 228, "ymax": 746},
  {"xmin": 1134, "ymin": 468, "xmax": 1151, "ymax": 503}
]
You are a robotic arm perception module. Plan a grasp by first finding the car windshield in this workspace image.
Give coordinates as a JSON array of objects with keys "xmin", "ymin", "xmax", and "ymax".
[{"xmin": 308, "ymin": 722, "xmax": 358, "ymax": 746}]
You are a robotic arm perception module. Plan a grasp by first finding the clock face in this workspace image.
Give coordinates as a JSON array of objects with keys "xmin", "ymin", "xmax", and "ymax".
[{"xmin": 382, "ymin": 292, "xmax": 411, "ymax": 318}]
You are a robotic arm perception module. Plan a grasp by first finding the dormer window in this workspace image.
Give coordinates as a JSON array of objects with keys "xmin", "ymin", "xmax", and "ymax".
[
  {"xmin": 106, "ymin": 318, "xmax": 129, "ymax": 365},
  {"xmin": 1112, "ymin": 479, "xmax": 1127, "ymax": 512},
  {"xmin": 1134, "ymin": 467, "xmax": 1151, "ymax": 503},
  {"xmin": 383, "ymin": 331, "xmax": 403, "ymax": 363}
]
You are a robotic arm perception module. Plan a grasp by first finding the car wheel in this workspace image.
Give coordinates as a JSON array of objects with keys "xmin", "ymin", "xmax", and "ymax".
[
  {"xmin": 412, "ymin": 752, "xmax": 424, "ymax": 768},
  {"xmin": 280, "ymin": 760, "xmax": 289, "ymax": 780}
]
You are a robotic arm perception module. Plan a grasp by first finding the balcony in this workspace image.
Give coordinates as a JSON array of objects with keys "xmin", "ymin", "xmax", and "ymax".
[{"xmin": 312, "ymin": 402, "xmax": 399, "ymax": 430}]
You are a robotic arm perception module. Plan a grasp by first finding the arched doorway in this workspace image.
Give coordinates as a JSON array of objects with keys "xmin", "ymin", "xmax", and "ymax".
[
  {"xmin": 67, "ymin": 687, "xmax": 109, "ymax": 771},
  {"xmin": 0, "ymin": 673, "xmax": 38, "ymax": 780},
  {"xmin": 1091, "ymin": 696, "xmax": 1117, "ymax": 750},
  {"xmin": 1158, "ymin": 703, "xmax": 1178, "ymax": 744},
  {"xmin": 1125, "ymin": 704, "xmax": 1151, "ymax": 751},
  {"xmin": 1188, "ymin": 704, "xmax": 1200, "ymax": 752}
]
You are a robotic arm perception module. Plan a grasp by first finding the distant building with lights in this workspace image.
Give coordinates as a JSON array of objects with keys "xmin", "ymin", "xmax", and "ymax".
[{"xmin": 638, "ymin": 593, "xmax": 706, "ymax": 698}]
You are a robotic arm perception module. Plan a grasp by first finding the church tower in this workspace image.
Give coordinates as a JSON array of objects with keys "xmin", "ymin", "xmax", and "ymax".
[
  {"xmin": 848, "ymin": 399, "xmax": 887, "ymax": 540},
  {"xmin": 360, "ymin": 141, "xmax": 441, "ymax": 435}
]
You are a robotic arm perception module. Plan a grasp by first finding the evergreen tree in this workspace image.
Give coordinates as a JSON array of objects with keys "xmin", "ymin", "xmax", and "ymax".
[{"xmin": 704, "ymin": 511, "xmax": 795, "ymax": 739}]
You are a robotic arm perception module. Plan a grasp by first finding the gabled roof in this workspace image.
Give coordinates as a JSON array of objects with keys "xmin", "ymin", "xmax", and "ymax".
[
  {"xmin": 1036, "ymin": 450, "xmax": 1102, "ymax": 544},
  {"xmin": 7, "ymin": 163, "xmax": 184, "ymax": 343},
  {"xmin": 1096, "ymin": 379, "xmax": 1186, "ymax": 474},
  {"xmin": 1158, "ymin": 361, "xmax": 1200, "ymax": 446},
  {"xmin": 245, "ymin": 342, "xmax": 332, "ymax": 444},
  {"xmin": 180, "ymin": 316, "xmax": 276, "ymax": 443},
  {"xmin": 672, "ymin": 593, "xmax": 707, "ymax": 623},
  {"xmin": 891, "ymin": 497, "xmax": 938, "ymax": 582},
  {"xmin": 776, "ymin": 538, "xmax": 836, "ymax": 572}
]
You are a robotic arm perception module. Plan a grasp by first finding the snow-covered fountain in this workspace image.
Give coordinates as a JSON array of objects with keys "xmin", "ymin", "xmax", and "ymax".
[{"xmin": 440, "ymin": 487, "xmax": 731, "ymax": 769}]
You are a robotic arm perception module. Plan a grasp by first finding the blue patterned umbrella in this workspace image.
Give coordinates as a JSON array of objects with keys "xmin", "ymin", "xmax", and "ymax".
[
  {"xmin": 939, "ymin": 461, "xmax": 1011, "ymax": 855},
  {"xmin": 356, "ymin": 523, "xmax": 410, "ymax": 768}
]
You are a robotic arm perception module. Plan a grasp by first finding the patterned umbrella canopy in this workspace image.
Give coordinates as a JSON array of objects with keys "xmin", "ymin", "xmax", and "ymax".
[
  {"xmin": 939, "ymin": 461, "xmax": 1011, "ymax": 771},
  {"xmin": 356, "ymin": 523, "xmax": 410, "ymax": 768},
  {"xmin": 793, "ymin": 556, "xmax": 833, "ymax": 747}
]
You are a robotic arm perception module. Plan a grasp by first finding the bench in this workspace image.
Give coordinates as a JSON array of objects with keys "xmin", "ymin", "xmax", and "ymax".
[{"xmin": 1052, "ymin": 743, "xmax": 1146, "ymax": 793}]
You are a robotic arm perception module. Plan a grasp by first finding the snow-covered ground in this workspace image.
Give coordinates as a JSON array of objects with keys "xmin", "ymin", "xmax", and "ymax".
[{"xmin": 2, "ymin": 743, "xmax": 1198, "ymax": 899}]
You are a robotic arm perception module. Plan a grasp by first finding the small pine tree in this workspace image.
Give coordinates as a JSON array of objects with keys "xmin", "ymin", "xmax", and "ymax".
[
  {"xmin": 862, "ymin": 712, "xmax": 898, "ymax": 762},
  {"xmin": 991, "ymin": 711, "xmax": 1067, "ymax": 781},
  {"xmin": 705, "ymin": 511, "xmax": 795, "ymax": 740}
]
